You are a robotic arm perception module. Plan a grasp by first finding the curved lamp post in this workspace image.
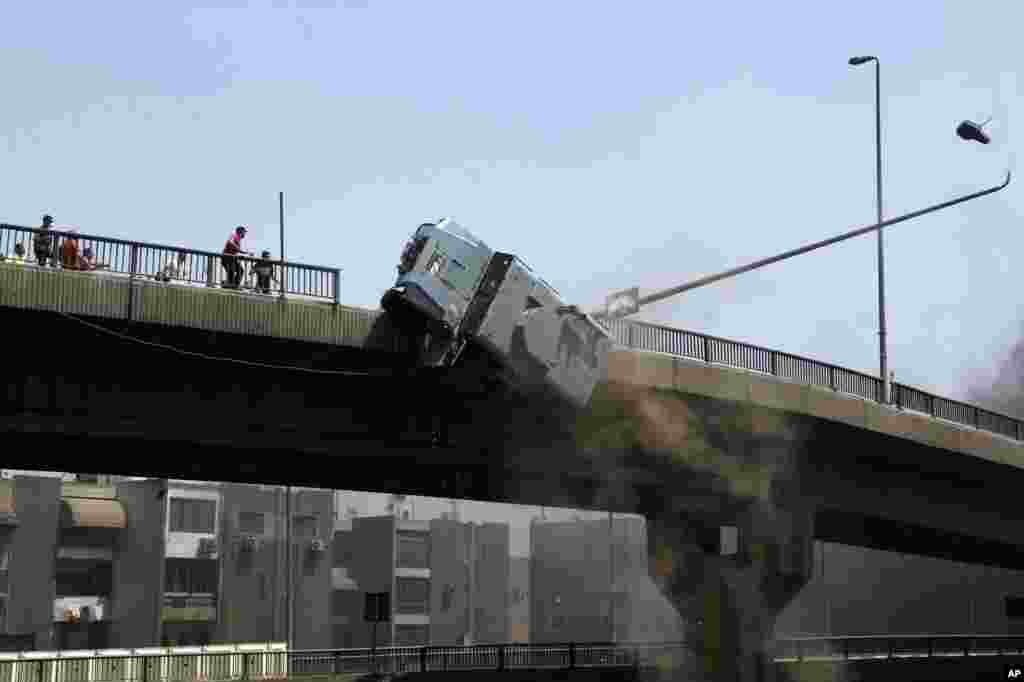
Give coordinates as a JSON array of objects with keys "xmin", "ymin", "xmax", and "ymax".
[{"xmin": 595, "ymin": 169, "xmax": 1011, "ymax": 325}]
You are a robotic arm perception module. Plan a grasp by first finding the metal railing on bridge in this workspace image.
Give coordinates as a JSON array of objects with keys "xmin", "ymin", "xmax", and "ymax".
[
  {"xmin": 601, "ymin": 317, "xmax": 1024, "ymax": 443},
  {"xmin": 0, "ymin": 642, "xmax": 686, "ymax": 682},
  {"xmin": 770, "ymin": 634, "xmax": 1024, "ymax": 662},
  {"xmin": 0, "ymin": 224, "xmax": 341, "ymax": 304}
]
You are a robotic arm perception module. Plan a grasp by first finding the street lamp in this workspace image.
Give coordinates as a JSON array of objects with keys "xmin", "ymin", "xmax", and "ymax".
[
  {"xmin": 849, "ymin": 56, "xmax": 996, "ymax": 402},
  {"xmin": 848, "ymin": 55, "xmax": 887, "ymax": 401}
]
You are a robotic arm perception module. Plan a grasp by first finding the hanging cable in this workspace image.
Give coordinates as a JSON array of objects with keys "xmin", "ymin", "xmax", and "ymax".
[{"xmin": 55, "ymin": 310, "xmax": 398, "ymax": 377}]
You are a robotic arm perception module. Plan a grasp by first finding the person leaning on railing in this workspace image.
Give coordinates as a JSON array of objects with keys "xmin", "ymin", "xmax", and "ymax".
[
  {"xmin": 79, "ymin": 247, "xmax": 109, "ymax": 271},
  {"xmin": 157, "ymin": 251, "xmax": 189, "ymax": 282},
  {"xmin": 250, "ymin": 250, "xmax": 279, "ymax": 294},
  {"xmin": 221, "ymin": 225, "xmax": 251, "ymax": 289}
]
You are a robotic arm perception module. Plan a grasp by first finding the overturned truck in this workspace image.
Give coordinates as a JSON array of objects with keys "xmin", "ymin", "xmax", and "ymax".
[{"xmin": 375, "ymin": 218, "xmax": 613, "ymax": 409}]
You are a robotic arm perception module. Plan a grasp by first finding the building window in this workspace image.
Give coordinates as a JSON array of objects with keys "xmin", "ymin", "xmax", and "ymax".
[
  {"xmin": 238, "ymin": 512, "xmax": 265, "ymax": 535},
  {"xmin": 396, "ymin": 577, "xmax": 430, "ymax": 614},
  {"xmin": 56, "ymin": 560, "xmax": 112, "ymax": 598},
  {"xmin": 169, "ymin": 498, "xmax": 216, "ymax": 533},
  {"xmin": 165, "ymin": 558, "xmax": 218, "ymax": 594},
  {"xmin": 0, "ymin": 595, "xmax": 6, "ymax": 633},
  {"xmin": 397, "ymin": 532, "xmax": 429, "ymax": 569}
]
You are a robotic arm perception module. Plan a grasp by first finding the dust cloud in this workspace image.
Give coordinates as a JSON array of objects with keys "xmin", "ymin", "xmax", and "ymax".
[
  {"xmin": 568, "ymin": 379, "xmax": 849, "ymax": 680},
  {"xmin": 965, "ymin": 336, "xmax": 1024, "ymax": 419}
]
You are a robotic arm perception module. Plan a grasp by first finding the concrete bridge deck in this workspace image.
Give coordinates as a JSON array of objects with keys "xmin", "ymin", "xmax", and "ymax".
[{"xmin": 2, "ymin": 258, "xmax": 1020, "ymax": 467}]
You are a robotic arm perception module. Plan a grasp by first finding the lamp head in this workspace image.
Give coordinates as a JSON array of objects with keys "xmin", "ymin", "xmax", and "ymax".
[{"xmin": 957, "ymin": 120, "xmax": 991, "ymax": 144}]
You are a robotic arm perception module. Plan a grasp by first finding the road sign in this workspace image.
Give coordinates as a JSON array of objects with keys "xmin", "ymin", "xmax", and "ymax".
[{"xmin": 364, "ymin": 592, "xmax": 391, "ymax": 622}]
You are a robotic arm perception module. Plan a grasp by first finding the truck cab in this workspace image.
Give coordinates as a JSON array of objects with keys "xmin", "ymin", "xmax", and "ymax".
[{"xmin": 382, "ymin": 219, "xmax": 492, "ymax": 341}]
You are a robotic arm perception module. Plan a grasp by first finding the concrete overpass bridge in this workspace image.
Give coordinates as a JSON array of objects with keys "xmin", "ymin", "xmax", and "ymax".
[{"xmin": 3, "ymin": 222, "xmax": 1024, "ymax": 681}]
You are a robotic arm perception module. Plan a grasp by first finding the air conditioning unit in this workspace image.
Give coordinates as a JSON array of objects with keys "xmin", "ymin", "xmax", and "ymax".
[
  {"xmin": 240, "ymin": 535, "xmax": 259, "ymax": 552},
  {"xmin": 197, "ymin": 538, "xmax": 218, "ymax": 558},
  {"xmin": 310, "ymin": 539, "xmax": 328, "ymax": 553}
]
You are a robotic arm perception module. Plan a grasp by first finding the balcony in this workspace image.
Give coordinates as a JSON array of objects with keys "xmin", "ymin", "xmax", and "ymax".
[
  {"xmin": 162, "ymin": 594, "xmax": 217, "ymax": 622},
  {"xmin": 396, "ymin": 531, "xmax": 430, "ymax": 574},
  {"xmin": 395, "ymin": 577, "xmax": 430, "ymax": 617}
]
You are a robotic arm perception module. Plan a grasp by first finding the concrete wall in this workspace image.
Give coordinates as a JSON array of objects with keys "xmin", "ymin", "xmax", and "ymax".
[
  {"xmin": 8, "ymin": 476, "xmax": 60, "ymax": 650},
  {"xmin": 508, "ymin": 557, "xmax": 529, "ymax": 643},
  {"xmin": 430, "ymin": 519, "xmax": 469, "ymax": 645},
  {"xmin": 775, "ymin": 540, "xmax": 1024, "ymax": 637},
  {"xmin": 336, "ymin": 516, "xmax": 394, "ymax": 648},
  {"xmin": 530, "ymin": 518, "xmax": 659, "ymax": 645},
  {"xmin": 111, "ymin": 479, "xmax": 165, "ymax": 648},
  {"xmin": 216, "ymin": 485, "xmax": 333, "ymax": 649},
  {"xmin": 219, "ymin": 484, "xmax": 281, "ymax": 644},
  {"xmin": 473, "ymin": 523, "xmax": 509, "ymax": 644},
  {"xmin": 289, "ymin": 489, "xmax": 333, "ymax": 650},
  {"xmin": 330, "ymin": 524, "xmax": 363, "ymax": 649},
  {"xmin": 531, "ymin": 519, "xmax": 615, "ymax": 644}
]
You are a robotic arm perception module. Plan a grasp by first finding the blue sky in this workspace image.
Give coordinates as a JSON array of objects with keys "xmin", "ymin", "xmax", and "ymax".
[{"xmin": 2, "ymin": 0, "xmax": 1021, "ymax": 401}]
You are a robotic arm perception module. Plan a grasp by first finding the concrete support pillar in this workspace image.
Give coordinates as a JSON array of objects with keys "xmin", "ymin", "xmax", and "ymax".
[{"xmin": 644, "ymin": 498, "xmax": 816, "ymax": 682}]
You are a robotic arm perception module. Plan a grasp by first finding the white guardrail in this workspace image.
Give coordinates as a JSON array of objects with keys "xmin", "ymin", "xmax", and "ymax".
[{"xmin": 0, "ymin": 643, "xmax": 288, "ymax": 682}]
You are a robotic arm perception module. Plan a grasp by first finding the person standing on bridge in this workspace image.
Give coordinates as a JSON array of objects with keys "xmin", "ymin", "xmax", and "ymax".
[
  {"xmin": 221, "ymin": 225, "xmax": 250, "ymax": 289},
  {"xmin": 34, "ymin": 215, "xmax": 56, "ymax": 267},
  {"xmin": 250, "ymin": 250, "xmax": 278, "ymax": 294}
]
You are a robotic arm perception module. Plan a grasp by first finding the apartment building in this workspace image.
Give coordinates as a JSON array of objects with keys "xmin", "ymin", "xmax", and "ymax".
[
  {"xmin": 331, "ymin": 515, "xmax": 509, "ymax": 648},
  {"xmin": 0, "ymin": 472, "xmax": 334, "ymax": 651},
  {"xmin": 161, "ymin": 481, "xmax": 334, "ymax": 649},
  {"xmin": 0, "ymin": 473, "xmax": 139, "ymax": 651}
]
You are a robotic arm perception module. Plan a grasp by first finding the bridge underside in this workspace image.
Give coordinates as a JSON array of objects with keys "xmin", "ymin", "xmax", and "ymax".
[{"xmin": 6, "ymin": 305, "xmax": 1024, "ymax": 562}]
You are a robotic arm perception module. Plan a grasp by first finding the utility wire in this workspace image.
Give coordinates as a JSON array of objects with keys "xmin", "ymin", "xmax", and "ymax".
[{"xmin": 56, "ymin": 311, "xmax": 400, "ymax": 377}]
